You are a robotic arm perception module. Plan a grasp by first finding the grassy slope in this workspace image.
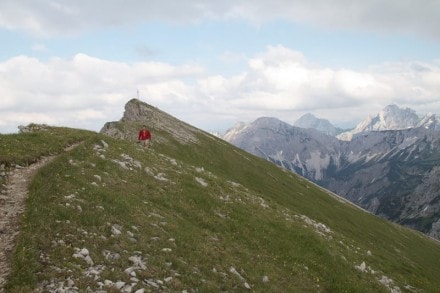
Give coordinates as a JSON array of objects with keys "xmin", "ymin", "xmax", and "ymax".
[{"xmin": 2, "ymin": 126, "xmax": 440, "ymax": 292}]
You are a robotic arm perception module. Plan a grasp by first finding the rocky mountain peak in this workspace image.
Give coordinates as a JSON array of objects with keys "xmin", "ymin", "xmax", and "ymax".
[
  {"xmin": 121, "ymin": 98, "xmax": 157, "ymax": 122},
  {"xmin": 337, "ymin": 104, "xmax": 420, "ymax": 140},
  {"xmin": 294, "ymin": 113, "xmax": 341, "ymax": 136},
  {"xmin": 377, "ymin": 104, "xmax": 419, "ymax": 129},
  {"xmin": 100, "ymin": 98, "xmax": 201, "ymax": 144},
  {"xmin": 418, "ymin": 113, "xmax": 440, "ymax": 130},
  {"xmin": 222, "ymin": 121, "xmax": 249, "ymax": 142},
  {"xmin": 253, "ymin": 117, "xmax": 286, "ymax": 128}
]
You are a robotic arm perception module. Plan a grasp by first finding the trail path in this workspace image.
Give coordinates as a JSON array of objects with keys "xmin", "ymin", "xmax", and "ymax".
[{"xmin": 0, "ymin": 144, "xmax": 78, "ymax": 291}]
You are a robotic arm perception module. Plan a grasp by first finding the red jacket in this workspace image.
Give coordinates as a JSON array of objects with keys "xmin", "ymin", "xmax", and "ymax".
[{"xmin": 138, "ymin": 129, "xmax": 151, "ymax": 140}]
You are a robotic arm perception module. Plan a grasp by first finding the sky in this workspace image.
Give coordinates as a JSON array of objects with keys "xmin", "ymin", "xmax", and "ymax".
[{"xmin": 1, "ymin": 0, "xmax": 440, "ymax": 134}]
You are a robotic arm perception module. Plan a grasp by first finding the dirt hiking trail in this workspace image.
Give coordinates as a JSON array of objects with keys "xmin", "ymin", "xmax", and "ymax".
[{"xmin": 0, "ymin": 144, "xmax": 79, "ymax": 291}]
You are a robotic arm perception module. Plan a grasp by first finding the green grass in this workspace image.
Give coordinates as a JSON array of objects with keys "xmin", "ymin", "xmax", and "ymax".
[{"xmin": 3, "ymin": 124, "xmax": 440, "ymax": 292}]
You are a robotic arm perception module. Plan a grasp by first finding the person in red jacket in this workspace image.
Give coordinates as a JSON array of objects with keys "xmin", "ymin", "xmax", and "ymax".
[{"xmin": 138, "ymin": 125, "xmax": 152, "ymax": 148}]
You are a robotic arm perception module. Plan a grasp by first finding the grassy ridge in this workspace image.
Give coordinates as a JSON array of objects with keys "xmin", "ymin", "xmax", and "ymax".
[
  {"xmin": 3, "ymin": 126, "xmax": 440, "ymax": 292},
  {"xmin": 0, "ymin": 125, "xmax": 94, "ymax": 166}
]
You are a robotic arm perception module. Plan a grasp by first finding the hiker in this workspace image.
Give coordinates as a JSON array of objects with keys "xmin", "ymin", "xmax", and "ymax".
[{"xmin": 138, "ymin": 125, "xmax": 152, "ymax": 148}]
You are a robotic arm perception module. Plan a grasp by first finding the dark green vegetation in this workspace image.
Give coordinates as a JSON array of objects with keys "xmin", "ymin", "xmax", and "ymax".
[{"xmin": 2, "ymin": 122, "xmax": 440, "ymax": 292}]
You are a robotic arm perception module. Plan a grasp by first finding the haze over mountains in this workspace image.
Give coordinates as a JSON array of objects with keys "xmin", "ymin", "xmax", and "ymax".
[
  {"xmin": 294, "ymin": 113, "xmax": 346, "ymax": 137},
  {"xmin": 223, "ymin": 105, "xmax": 440, "ymax": 240}
]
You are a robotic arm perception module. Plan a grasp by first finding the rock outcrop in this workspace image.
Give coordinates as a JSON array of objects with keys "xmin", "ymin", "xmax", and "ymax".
[{"xmin": 100, "ymin": 99, "xmax": 201, "ymax": 144}]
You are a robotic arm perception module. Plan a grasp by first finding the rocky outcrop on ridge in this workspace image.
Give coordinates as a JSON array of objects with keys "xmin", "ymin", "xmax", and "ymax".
[{"xmin": 100, "ymin": 99, "xmax": 201, "ymax": 144}]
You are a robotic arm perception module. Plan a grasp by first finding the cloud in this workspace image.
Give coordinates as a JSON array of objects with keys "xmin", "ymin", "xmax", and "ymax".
[
  {"xmin": 234, "ymin": 1, "xmax": 440, "ymax": 39},
  {"xmin": 0, "ymin": 0, "xmax": 233, "ymax": 36},
  {"xmin": 1, "ymin": 46, "xmax": 439, "ymax": 133},
  {"xmin": 1, "ymin": 1, "xmax": 439, "ymax": 40},
  {"xmin": 0, "ymin": 53, "xmax": 203, "ymax": 133},
  {"xmin": 193, "ymin": 45, "xmax": 440, "ymax": 127}
]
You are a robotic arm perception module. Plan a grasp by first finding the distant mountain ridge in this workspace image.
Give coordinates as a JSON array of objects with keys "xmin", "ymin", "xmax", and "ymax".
[
  {"xmin": 337, "ymin": 104, "xmax": 438, "ymax": 140},
  {"xmin": 294, "ymin": 113, "xmax": 345, "ymax": 136},
  {"xmin": 223, "ymin": 105, "xmax": 440, "ymax": 240}
]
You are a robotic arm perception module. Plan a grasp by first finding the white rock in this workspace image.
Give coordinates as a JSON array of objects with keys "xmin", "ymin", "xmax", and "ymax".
[
  {"xmin": 145, "ymin": 279, "xmax": 159, "ymax": 288},
  {"xmin": 111, "ymin": 225, "xmax": 122, "ymax": 236},
  {"xmin": 80, "ymin": 248, "xmax": 89, "ymax": 256},
  {"xmin": 133, "ymin": 160, "xmax": 142, "ymax": 169},
  {"xmin": 115, "ymin": 281, "xmax": 126, "ymax": 289},
  {"xmin": 164, "ymin": 277, "xmax": 173, "ymax": 283},
  {"xmin": 195, "ymin": 177, "xmax": 208, "ymax": 187},
  {"xmin": 262, "ymin": 276, "xmax": 269, "ymax": 283},
  {"xmin": 121, "ymin": 284, "xmax": 133, "ymax": 292},
  {"xmin": 65, "ymin": 194, "xmax": 76, "ymax": 200},
  {"xmin": 129, "ymin": 255, "xmax": 147, "ymax": 270},
  {"xmin": 355, "ymin": 261, "xmax": 367, "ymax": 272},
  {"xmin": 89, "ymin": 269, "xmax": 100, "ymax": 276},
  {"xmin": 229, "ymin": 267, "xmax": 245, "ymax": 281},
  {"xmin": 84, "ymin": 255, "xmax": 94, "ymax": 266},
  {"xmin": 125, "ymin": 267, "xmax": 134, "ymax": 275}
]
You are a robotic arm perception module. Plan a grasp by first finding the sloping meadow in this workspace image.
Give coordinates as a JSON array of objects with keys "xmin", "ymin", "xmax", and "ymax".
[{"xmin": 3, "ymin": 126, "xmax": 440, "ymax": 292}]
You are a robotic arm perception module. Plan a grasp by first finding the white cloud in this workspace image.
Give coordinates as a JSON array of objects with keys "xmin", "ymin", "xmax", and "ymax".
[
  {"xmin": 0, "ymin": 53, "xmax": 203, "ymax": 133},
  {"xmin": 192, "ymin": 45, "xmax": 440, "ymax": 128},
  {"xmin": 1, "ymin": 46, "xmax": 439, "ymax": 133},
  {"xmin": 1, "ymin": 1, "xmax": 439, "ymax": 40},
  {"xmin": 230, "ymin": 1, "xmax": 440, "ymax": 40}
]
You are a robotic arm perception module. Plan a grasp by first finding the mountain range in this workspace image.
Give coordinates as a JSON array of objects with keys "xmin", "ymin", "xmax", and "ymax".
[{"xmin": 223, "ymin": 105, "xmax": 440, "ymax": 240}]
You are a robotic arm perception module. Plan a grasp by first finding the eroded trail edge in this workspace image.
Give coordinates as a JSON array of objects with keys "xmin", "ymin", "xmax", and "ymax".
[{"xmin": 0, "ymin": 144, "xmax": 79, "ymax": 291}]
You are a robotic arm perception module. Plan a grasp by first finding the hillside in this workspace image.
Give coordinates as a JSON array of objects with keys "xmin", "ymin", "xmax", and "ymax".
[{"xmin": 1, "ymin": 99, "xmax": 440, "ymax": 292}]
